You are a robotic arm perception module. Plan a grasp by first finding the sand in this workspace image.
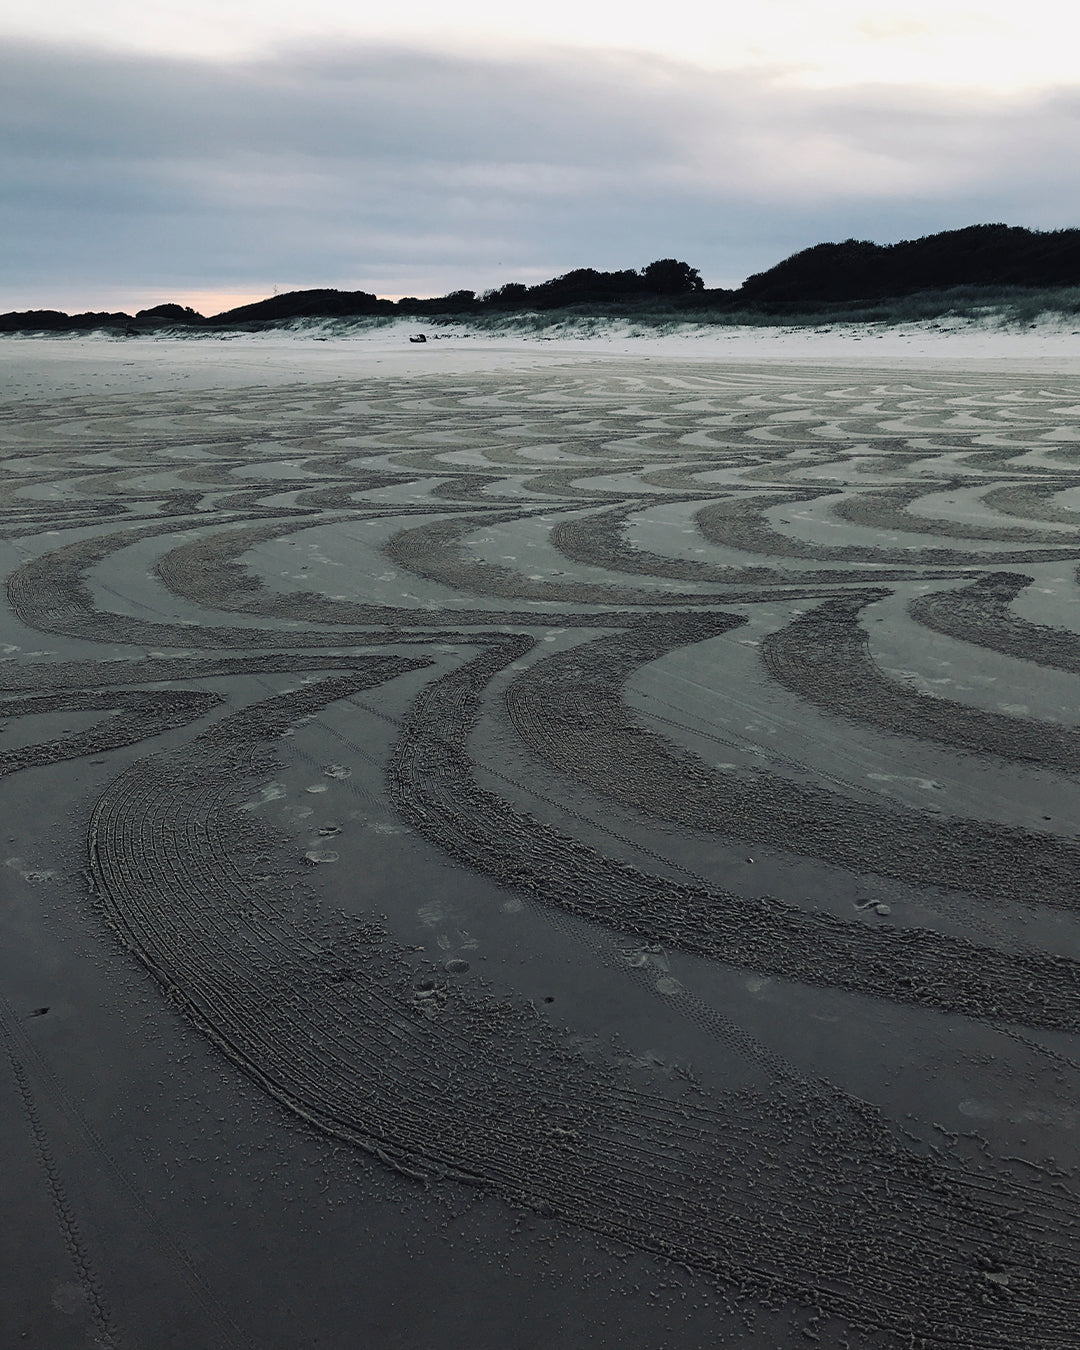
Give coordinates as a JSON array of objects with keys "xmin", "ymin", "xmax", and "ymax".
[{"xmin": 1, "ymin": 324, "xmax": 1079, "ymax": 1348}]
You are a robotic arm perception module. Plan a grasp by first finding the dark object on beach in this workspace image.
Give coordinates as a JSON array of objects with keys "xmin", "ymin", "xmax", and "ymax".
[
  {"xmin": 27, "ymin": 1007, "xmax": 49, "ymax": 1018},
  {"xmin": 409, "ymin": 333, "xmax": 427, "ymax": 343}
]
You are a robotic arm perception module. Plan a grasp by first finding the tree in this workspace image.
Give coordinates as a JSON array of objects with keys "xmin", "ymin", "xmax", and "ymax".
[
  {"xmin": 483, "ymin": 282, "xmax": 529, "ymax": 307},
  {"xmin": 136, "ymin": 303, "xmax": 205, "ymax": 322},
  {"xmin": 640, "ymin": 259, "xmax": 704, "ymax": 296}
]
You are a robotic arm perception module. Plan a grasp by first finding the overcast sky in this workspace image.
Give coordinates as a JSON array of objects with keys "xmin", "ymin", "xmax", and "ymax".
[{"xmin": 3, "ymin": 1, "xmax": 1079, "ymax": 313}]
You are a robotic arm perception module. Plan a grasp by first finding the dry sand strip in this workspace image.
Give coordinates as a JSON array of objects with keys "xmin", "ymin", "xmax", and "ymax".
[{"xmin": 2, "ymin": 333, "xmax": 1079, "ymax": 1349}]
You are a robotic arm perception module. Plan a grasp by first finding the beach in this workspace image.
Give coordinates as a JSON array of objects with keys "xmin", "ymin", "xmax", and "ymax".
[{"xmin": 2, "ymin": 323, "xmax": 1079, "ymax": 1348}]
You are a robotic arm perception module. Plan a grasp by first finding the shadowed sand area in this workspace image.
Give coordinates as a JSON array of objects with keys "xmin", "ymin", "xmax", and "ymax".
[{"xmin": 2, "ymin": 328, "xmax": 1080, "ymax": 1349}]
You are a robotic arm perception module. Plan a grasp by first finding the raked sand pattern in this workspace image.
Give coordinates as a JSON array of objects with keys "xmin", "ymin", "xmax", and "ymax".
[{"xmin": 2, "ymin": 345, "xmax": 1080, "ymax": 1348}]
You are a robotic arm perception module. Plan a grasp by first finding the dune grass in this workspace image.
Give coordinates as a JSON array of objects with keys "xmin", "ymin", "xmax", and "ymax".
[
  {"xmin": 338, "ymin": 285, "xmax": 1080, "ymax": 334},
  {"xmin": 7, "ymin": 284, "xmax": 1080, "ymax": 339}
]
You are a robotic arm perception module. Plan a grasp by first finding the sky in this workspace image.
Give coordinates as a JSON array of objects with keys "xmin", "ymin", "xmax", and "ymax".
[{"xmin": 3, "ymin": 1, "xmax": 1079, "ymax": 313}]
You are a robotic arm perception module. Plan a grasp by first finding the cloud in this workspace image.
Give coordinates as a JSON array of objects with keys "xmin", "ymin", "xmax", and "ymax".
[{"xmin": 2, "ymin": 39, "xmax": 1079, "ymax": 307}]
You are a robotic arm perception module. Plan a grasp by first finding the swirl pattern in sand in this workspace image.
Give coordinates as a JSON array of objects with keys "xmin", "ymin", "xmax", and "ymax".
[{"xmin": 3, "ymin": 358, "xmax": 1080, "ymax": 1347}]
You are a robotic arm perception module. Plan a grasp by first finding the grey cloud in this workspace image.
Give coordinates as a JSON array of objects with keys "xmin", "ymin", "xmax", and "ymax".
[
  {"xmin": 2, "ymin": 39, "xmax": 1079, "ymax": 304},
  {"xmin": 3, "ymin": 43, "xmax": 682, "ymax": 167}
]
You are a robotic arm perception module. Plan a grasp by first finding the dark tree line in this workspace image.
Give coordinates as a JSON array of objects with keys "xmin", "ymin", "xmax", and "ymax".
[
  {"xmin": 0, "ymin": 260, "xmax": 705, "ymax": 331},
  {"xmin": 476, "ymin": 258, "xmax": 705, "ymax": 311},
  {"xmin": 739, "ymin": 225, "xmax": 1080, "ymax": 304},
  {"xmin": 4, "ymin": 229, "xmax": 1080, "ymax": 331}
]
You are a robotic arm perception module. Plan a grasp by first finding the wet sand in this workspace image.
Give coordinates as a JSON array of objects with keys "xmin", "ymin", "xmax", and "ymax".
[{"xmin": 2, "ymin": 329, "xmax": 1079, "ymax": 1348}]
